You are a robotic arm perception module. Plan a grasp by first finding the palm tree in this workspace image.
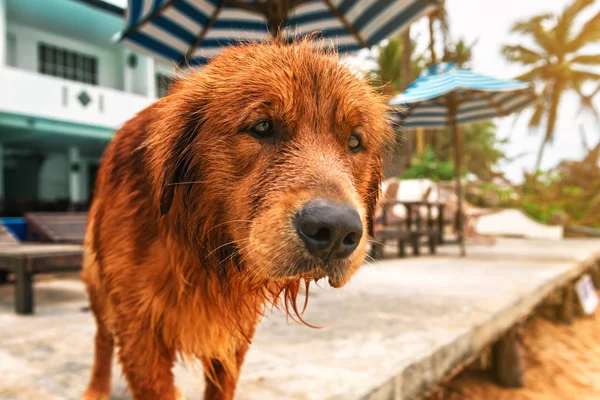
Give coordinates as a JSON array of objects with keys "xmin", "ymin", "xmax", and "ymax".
[
  {"xmin": 502, "ymin": 0, "xmax": 600, "ymax": 171},
  {"xmin": 369, "ymin": 36, "xmax": 427, "ymax": 177},
  {"xmin": 401, "ymin": 28, "xmax": 413, "ymax": 91},
  {"xmin": 443, "ymin": 38, "xmax": 476, "ymax": 68},
  {"xmin": 427, "ymin": 0, "xmax": 449, "ymax": 65},
  {"xmin": 370, "ymin": 36, "xmax": 426, "ymax": 96}
]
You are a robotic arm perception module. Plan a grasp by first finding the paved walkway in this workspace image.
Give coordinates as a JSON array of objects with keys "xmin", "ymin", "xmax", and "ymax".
[{"xmin": 1, "ymin": 239, "xmax": 599, "ymax": 400}]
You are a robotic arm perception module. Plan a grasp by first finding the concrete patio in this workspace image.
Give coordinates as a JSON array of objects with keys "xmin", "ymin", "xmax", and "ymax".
[{"xmin": 1, "ymin": 238, "xmax": 599, "ymax": 400}]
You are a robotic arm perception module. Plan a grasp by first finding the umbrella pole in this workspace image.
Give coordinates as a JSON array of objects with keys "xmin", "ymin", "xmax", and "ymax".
[{"xmin": 449, "ymin": 95, "xmax": 466, "ymax": 257}]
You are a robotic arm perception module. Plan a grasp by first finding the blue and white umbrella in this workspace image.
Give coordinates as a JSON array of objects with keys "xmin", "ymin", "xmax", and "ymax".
[
  {"xmin": 389, "ymin": 63, "xmax": 536, "ymax": 128},
  {"xmin": 117, "ymin": 0, "xmax": 439, "ymax": 64},
  {"xmin": 389, "ymin": 63, "xmax": 536, "ymax": 256}
]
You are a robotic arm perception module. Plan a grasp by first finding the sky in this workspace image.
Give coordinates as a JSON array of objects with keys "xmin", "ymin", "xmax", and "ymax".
[{"xmin": 105, "ymin": 0, "xmax": 599, "ymax": 182}]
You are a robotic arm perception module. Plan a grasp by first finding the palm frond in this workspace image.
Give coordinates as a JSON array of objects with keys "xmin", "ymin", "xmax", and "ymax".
[
  {"xmin": 556, "ymin": 0, "xmax": 594, "ymax": 43},
  {"xmin": 568, "ymin": 10, "xmax": 600, "ymax": 52},
  {"xmin": 528, "ymin": 99, "xmax": 546, "ymax": 129},
  {"xmin": 575, "ymin": 84, "xmax": 600, "ymax": 123},
  {"xmin": 501, "ymin": 44, "xmax": 546, "ymax": 65},
  {"xmin": 514, "ymin": 65, "xmax": 549, "ymax": 82},
  {"xmin": 510, "ymin": 14, "xmax": 554, "ymax": 34},
  {"xmin": 570, "ymin": 54, "xmax": 600, "ymax": 65},
  {"xmin": 570, "ymin": 69, "xmax": 600, "ymax": 84}
]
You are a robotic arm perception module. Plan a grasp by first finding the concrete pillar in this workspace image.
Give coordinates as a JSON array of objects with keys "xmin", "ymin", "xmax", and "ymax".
[
  {"xmin": 123, "ymin": 49, "xmax": 134, "ymax": 93},
  {"xmin": 79, "ymin": 158, "xmax": 89, "ymax": 202},
  {"xmin": 0, "ymin": 0, "xmax": 6, "ymax": 67},
  {"xmin": 68, "ymin": 146, "xmax": 81, "ymax": 205},
  {"xmin": 146, "ymin": 56, "xmax": 157, "ymax": 99},
  {"xmin": 493, "ymin": 326, "xmax": 525, "ymax": 388},
  {"xmin": 0, "ymin": 143, "xmax": 4, "ymax": 199}
]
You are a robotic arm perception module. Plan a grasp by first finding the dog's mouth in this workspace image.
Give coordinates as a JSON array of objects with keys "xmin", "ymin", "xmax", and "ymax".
[
  {"xmin": 268, "ymin": 254, "xmax": 358, "ymax": 289},
  {"xmin": 292, "ymin": 268, "xmax": 342, "ymax": 288},
  {"xmin": 326, "ymin": 275, "xmax": 344, "ymax": 288}
]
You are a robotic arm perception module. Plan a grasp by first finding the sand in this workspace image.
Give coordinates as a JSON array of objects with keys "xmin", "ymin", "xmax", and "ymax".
[{"xmin": 443, "ymin": 303, "xmax": 600, "ymax": 400}]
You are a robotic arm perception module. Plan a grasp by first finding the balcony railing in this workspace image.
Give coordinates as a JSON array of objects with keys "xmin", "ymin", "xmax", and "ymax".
[{"xmin": 0, "ymin": 66, "xmax": 153, "ymax": 129}]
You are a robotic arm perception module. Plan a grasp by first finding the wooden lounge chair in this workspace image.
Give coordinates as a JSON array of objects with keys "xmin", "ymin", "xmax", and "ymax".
[
  {"xmin": 0, "ymin": 223, "xmax": 83, "ymax": 314},
  {"xmin": 437, "ymin": 183, "xmax": 497, "ymax": 245},
  {"xmin": 25, "ymin": 212, "xmax": 87, "ymax": 244}
]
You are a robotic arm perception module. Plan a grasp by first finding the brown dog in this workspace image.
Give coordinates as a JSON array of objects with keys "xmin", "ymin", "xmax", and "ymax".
[{"xmin": 81, "ymin": 39, "xmax": 392, "ymax": 400}]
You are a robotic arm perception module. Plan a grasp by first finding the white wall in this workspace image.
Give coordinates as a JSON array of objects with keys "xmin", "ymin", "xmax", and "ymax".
[
  {"xmin": 6, "ymin": 22, "xmax": 124, "ymax": 90},
  {"xmin": 38, "ymin": 152, "xmax": 68, "ymax": 201},
  {"xmin": 155, "ymin": 60, "xmax": 178, "ymax": 78},
  {"xmin": 38, "ymin": 153, "xmax": 99, "ymax": 202},
  {"xmin": 6, "ymin": 32, "xmax": 16, "ymax": 67},
  {"xmin": 0, "ymin": 66, "xmax": 153, "ymax": 129}
]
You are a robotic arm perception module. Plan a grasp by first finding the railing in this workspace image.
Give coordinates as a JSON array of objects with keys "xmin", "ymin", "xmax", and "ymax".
[{"xmin": 0, "ymin": 66, "xmax": 153, "ymax": 128}]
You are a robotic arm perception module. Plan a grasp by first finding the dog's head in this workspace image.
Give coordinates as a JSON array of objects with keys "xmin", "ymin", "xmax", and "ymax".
[{"xmin": 148, "ymin": 40, "xmax": 392, "ymax": 289}]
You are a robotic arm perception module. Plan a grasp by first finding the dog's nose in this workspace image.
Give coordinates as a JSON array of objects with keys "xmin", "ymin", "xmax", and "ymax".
[{"xmin": 295, "ymin": 200, "xmax": 363, "ymax": 260}]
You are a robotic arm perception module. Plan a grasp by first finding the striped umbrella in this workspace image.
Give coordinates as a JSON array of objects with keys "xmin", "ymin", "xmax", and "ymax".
[
  {"xmin": 389, "ymin": 63, "xmax": 536, "ymax": 256},
  {"xmin": 117, "ymin": 0, "xmax": 439, "ymax": 64}
]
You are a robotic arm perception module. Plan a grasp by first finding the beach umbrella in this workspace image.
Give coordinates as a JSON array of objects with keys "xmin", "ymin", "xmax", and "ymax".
[
  {"xmin": 117, "ymin": 0, "xmax": 439, "ymax": 64},
  {"xmin": 389, "ymin": 62, "xmax": 536, "ymax": 256}
]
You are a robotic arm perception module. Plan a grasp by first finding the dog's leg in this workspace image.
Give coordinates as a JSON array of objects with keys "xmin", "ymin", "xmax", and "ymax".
[
  {"xmin": 117, "ymin": 331, "xmax": 178, "ymax": 400},
  {"xmin": 202, "ymin": 327, "xmax": 255, "ymax": 400},
  {"xmin": 82, "ymin": 292, "xmax": 114, "ymax": 400},
  {"xmin": 201, "ymin": 354, "xmax": 244, "ymax": 400}
]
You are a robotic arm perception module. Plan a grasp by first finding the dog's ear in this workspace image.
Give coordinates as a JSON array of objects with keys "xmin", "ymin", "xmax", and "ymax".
[
  {"xmin": 159, "ymin": 119, "xmax": 201, "ymax": 215},
  {"xmin": 365, "ymin": 162, "xmax": 383, "ymax": 237}
]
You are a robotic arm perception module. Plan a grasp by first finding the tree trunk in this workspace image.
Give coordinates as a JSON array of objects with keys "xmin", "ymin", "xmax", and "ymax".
[
  {"xmin": 534, "ymin": 136, "xmax": 546, "ymax": 173},
  {"xmin": 399, "ymin": 27, "xmax": 414, "ymax": 173},
  {"xmin": 416, "ymin": 128, "xmax": 425, "ymax": 155},
  {"xmin": 401, "ymin": 27, "xmax": 412, "ymax": 91},
  {"xmin": 535, "ymin": 84, "xmax": 562, "ymax": 172},
  {"xmin": 428, "ymin": 16, "xmax": 437, "ymax": 65}
]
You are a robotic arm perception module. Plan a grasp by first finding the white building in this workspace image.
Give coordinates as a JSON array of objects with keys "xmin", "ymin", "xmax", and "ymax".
[{"xmin": 0, "ymin": 0, "xmax": 174, "ymax": 215}]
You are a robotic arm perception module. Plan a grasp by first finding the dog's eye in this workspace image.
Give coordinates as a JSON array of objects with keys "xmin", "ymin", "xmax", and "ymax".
[
  {"xmin": 348, "ymin": 135, "xmax": 362, "ymax": 151},
  {"xmin": 250, "ymin": 120, "xmax": 274, "ymax": 138}
]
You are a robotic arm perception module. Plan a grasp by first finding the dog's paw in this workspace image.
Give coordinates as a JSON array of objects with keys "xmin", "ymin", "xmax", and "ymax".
[{"xmin": 81, "ymin": 388, "xmax": 110, "ymax": 400}]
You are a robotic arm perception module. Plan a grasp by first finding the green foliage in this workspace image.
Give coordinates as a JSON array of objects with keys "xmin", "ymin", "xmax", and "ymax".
[
  {"xmin": 466, "ymin": 181, "xmax": 517, "ymax": 208},
  {"xmin": 401, "ymin": 148, "xmax": 455, "ymax": 181},
  {"xmin": 462, "ymin": 121, "xmax": 507, "ymax": 180},
  {"xmin": 369, "ymin": 36, "xmax": 427, "ymax": 95},
  {"xmin": 514, "ymin": 146, "xmax": 600, "ymax": 229},
  {"xmin": 442, "ymin": 38, "xmax": 477, "ymax": 68},
  {"xmin": 435, "ymin": 121, "xmax": 507, "ymax": 181},
  {"xmin": 520, "ymin": 199, "xmax": 563, "ymax": 225}
]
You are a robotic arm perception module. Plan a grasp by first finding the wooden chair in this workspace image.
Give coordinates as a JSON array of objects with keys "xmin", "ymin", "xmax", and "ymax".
[
  {"xmin": 0, "ymin": 222, "xmax": 83, "ymax": 314},
  {"xmin": 437, "ymin": 183, "xmax": 497, "ymax": 245}
]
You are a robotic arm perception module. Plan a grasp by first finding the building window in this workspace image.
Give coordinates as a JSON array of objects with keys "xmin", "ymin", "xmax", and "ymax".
[
  {"xmin": 38, "ymin": 43, "xmax": 98, "ymax": 85},
  {"xmin": 156, "ymin": 73, "xmax": 175, "ymax": 98}
]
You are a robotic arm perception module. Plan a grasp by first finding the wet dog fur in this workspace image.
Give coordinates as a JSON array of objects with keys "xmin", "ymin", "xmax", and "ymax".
[{"xmin": 81, "ymin": 39, "xmax": 392, "ymax": 400}]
